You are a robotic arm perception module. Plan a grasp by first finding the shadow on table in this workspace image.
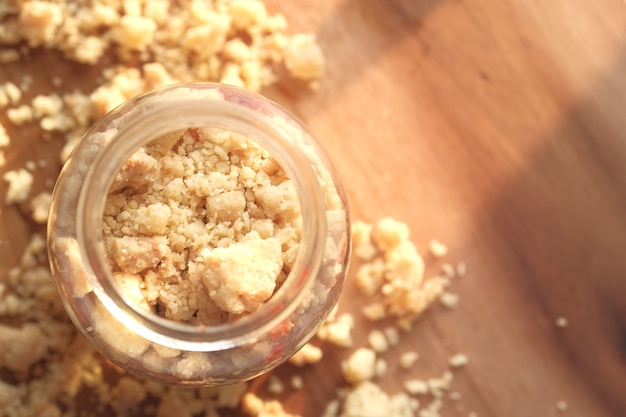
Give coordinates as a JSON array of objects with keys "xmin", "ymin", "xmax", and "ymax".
[{"xmin": 457, "ymin": 41, "xmax": 626, "ymax": 416}]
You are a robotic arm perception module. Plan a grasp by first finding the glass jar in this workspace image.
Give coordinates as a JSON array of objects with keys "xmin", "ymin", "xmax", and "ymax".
[{"xmin": 47, "ymin": 83, "xmax": 350, "ymax": 386}]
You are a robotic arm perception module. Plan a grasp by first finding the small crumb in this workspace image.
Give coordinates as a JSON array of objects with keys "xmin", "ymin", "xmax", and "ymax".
[
  {"xmin": 317, "ymin": 313, "xmax": 354, "ymax": 347},
  {"xmin": 383, "ymin": 326, "xmax": 400, "ymax": 346},
  {"xmin": 266, "ymin": 374, "xmax": 284, "ymax": 395},
  {"xmin": 375, "ymin": 358, "xmax": 387, "ymax": 378},
  {"xmin": 320, "ymin": 399, "xmax": 340, "ymax": 417},
  {"xmin": 288, "ymin": 343, "xmax": 323, "ymax": 366},
  {"xmin": 30, "ymin": 191, "xmax": 52, "ymax": 224},
  {"xmin": 283, "ymin": 34, "xmax": 325, "ymax": 81},
  {"xmin": 441, "ymin": 263, "xmax": 455, "ymax": 278},
  {"xmin": 3, "ymin": 169, "xmax": 34, "ymax": 203},
  {"xmin": 290, "ymin": 375, "xmax": 303, "ymax": 390},
  {"xmin": 362, "ymin": 302, "xmax": 386, "ymax": 321},
  {"xmin": 341, "ymin": 348, "xmax": 377, "ymax": 385},
  {"xmin": 456, "ymin": 262, "xmax": 467, "ymax": 277},
  {"xmin": 448, "ymin": 353, "xmax": 469, "ymax": 368},
  {"xmin": 429, "ymin": 240, "xmax": 448, "ymax": 258},
  {"xmin": 404, "ymin": 378, "xmax": 429, "ymax": 395},
  {"xmin": 7, "ymin": 104, "xmax": 34, "ymax": 125},
  {"xmin": 440, "ymin": 292, "xmax": 459, "ymax": 309},
  {"xmin": 241, "ymin": 392, "xmax": 299, "ymax": 417},
  {"xmin": 399, "ymin": 351, "xmax": 419, "ymax": 369},
  {"xmin": 428, "ymin": 371, "xmax": 454, "ymax": 397},
  {"xmin": 556, "ymin": 401, "xmax": 568, "ymax": 411},
  {"xmin": 367, "ymin": 330, "xmax": 389, "ymax": 353},
  {"xmin": 351, "ymin": 221, "xmax": 377, "ymax": 261},
  {"xmin": 449, "ymin": 391, "xmax": 462, "ymax": 401},
  {"xmin": 468, "ymin": 412, "xmax": 478, "ymax": 417},
  {"xmin": 3, "ymin": 82, "xmax": 22, "ymax": 105},
  {"xmin": 555, "ymin": 317, "xmax": 568, "ymax": 328}
]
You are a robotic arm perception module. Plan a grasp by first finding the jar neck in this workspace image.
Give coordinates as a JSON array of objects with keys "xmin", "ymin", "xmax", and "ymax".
[{"xmin": 76, "ymin": 84, "xmax": 328, "ymax": 351}]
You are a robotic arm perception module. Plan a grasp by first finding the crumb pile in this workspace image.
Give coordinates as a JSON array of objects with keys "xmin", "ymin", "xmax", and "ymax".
[
  {"xmin": 104, "ymin": 126, "xmax": 301, "ymax": 324},
  {"xmin": 1, "ymin": 1, "xmax": 471, "ymax": 417}
]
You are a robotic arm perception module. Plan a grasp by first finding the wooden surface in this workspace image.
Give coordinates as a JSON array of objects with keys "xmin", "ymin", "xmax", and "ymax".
[{"xmin": 2, "ymin": 0, "xmax": 626, "ymax": 416}]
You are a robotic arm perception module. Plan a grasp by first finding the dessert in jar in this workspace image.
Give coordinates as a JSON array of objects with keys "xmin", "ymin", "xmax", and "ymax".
[{"xmin": 47, "ymin": 83, "xmax": 350, "ymax": 385}]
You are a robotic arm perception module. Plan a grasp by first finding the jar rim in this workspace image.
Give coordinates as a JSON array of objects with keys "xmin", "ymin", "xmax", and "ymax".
[{"xmin": 76, "ymin": 83, "xmax": 328, "ymax": 351}]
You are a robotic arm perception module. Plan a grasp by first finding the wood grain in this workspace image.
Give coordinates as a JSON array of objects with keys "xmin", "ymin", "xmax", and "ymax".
[{"xmin": 1, "ymin": 0, "xmax": 625, "ymax": 416}]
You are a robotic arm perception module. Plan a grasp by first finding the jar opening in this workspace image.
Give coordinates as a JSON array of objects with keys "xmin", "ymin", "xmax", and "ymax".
[{"xmin": 76, "ymin": 84, "xmax": 328, "ymax": 351}]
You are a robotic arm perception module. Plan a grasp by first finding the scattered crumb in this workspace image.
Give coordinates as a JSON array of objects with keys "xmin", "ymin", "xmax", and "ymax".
[
  {"xmin": 30, "ymin": 191, "xmax": 52, "ymax": 224},
  {"xmin": 375, "ymin": 358, "xmax": 388, "ymax": 378},
  {"xmin": 404, "ymin": 378, "xmax": 429, "ymax": 395},
  {"xmin": 283, "ymin": 34, "xmax": 325, "ymax": 82},
  {"xmin": 384, "ymin": 326, "xmax": 401, "ymax": 346},
  {"xmin": 352, "ymin": 221, "xmax": 377, "ymax": 261},
  {"xmin": 3, "ymin": 168, "xmax": 34, "ymax": 203},
  {"xmin": 267, "ymin": 375, "xmax": 285, "ymax": 395},
  {"xmin": 321, "ymin": 399, "xmax": 341, "ymax": 417},
  {"xmin": 6, "ymin": 104, "xmax": 34, "ymax": 124},
  {"xmin": 555, "ymin": 317, "xmax": 568, "ymax": 328},
  {"xmin": 399, "ymin": 351, "xmax": 420, "ymax": 369},
  {"xmin": 441, "ymin": 263, "xmax": 455, "ymax": 278},
  {"xmin": 242, "ymin": 392, "xmax": 300, "ymax": 417},
  {"xmin": 449, "ymin": 391, "xmax": 462, "ymax": 401},
  {"xmin": 288, "ymin": 343, "xmax": 323, "ymax": 366},
  {"xmin": 352, "ymin": 217, "xmax": 449, "ymax": 328},
  {"xmin": 440, "ymin": 292, "xmax": 460, "ymax": 309},
  {"xmin": 362, "ymin": 302, "xmax": 387, "ymax": 321},
  {"xmin": 427, "ymin": 371, "xmax": 454, "ymax": 397},
  {"xmin": 290, "ymin": 375, "xmax": 304, "ymax": 390},
  {"xmin": 456, "ymin": 262, "xmax": 467, "ymax": 277},
  {"xmin": 429, "ymin": 240, "xmax": 448, "ymax": 258},
  {"xmin": 341, "ymin": 348, "xmax": 377, "ymax": 385},
  {"xmin": 556, "ymin": 400, "xmax": 568, "ymax": 412},
  {"xmin": 340, "ymin": 381, "xmax": 418, "ymax": 417},
  {"xmin": 317, "ymin": 313, "xmax": 355, "ymax": 347},
  {"xmin": 448, "ymin": 354, "xmax": 469, "ymax": 368},
  {"xmin": 367, "ymin": 330, "xmax": 389, "ymax": 353}
]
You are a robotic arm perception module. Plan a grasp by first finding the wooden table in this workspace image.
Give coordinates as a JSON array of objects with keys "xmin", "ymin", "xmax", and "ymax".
[{"xmin": 2, "ymin": 0, "xmax": 625, "ymax": 416}]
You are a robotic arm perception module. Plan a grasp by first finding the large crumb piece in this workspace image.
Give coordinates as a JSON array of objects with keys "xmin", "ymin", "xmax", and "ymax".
[{"xmin": 194, "ymin": 237, "xmax": 283, "ymax": 315}]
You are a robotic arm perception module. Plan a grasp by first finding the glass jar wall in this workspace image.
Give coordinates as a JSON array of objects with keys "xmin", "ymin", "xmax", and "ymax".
[{"xmin": 47, "ymin": 83, "xmax": 350, "ymax": 385}]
